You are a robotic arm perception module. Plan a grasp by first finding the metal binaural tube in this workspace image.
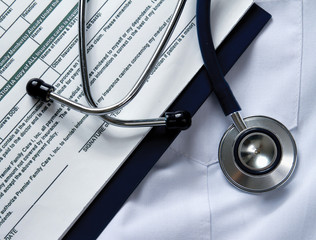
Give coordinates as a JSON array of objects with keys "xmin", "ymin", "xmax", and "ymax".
[
  {"xmin": 26, "ymin": 1, "xmax": 191, "ymax": 129},
  {"xmin": 78, "ymin": 0, "xmax": 187, "ymax": 126}
]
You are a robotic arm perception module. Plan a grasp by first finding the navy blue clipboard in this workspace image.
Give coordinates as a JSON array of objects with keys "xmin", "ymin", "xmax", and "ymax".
[{"xmin": 64, "ymin": 4, "xmax": 271, "ymax": 239}]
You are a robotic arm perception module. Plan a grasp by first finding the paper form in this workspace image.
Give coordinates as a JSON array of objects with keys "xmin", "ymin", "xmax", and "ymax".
[{"xmin": 0, "ymin": 0, "xmax": 252, "ymax": 239}]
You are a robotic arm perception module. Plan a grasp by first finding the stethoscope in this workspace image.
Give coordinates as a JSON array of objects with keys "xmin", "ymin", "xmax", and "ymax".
[{"xmin": 26, "ymin": 0, "xmax": 297, "ymax": 193}]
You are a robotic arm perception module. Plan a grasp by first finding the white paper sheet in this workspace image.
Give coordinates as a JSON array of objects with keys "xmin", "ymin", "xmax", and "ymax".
[{"xmin": 0, "ymin": 0, "xmax": 252, "ymax": 239}]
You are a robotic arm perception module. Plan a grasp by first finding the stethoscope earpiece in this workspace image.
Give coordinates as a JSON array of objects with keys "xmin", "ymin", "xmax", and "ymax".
[
  {"xmin": 219, "ymin": 116, "xmax": 297, "ymax": 193},
  {"xmin": 26, "ymin": 78, "xmax": 55, "ymax": 102}
]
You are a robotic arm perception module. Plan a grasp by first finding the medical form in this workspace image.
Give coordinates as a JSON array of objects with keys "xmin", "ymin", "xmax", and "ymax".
[{"xmin": 0, "ymin": 0, "xmax": 252, "ymax": 239}]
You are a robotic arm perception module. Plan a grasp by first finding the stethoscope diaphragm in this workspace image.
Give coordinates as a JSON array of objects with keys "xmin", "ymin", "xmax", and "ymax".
[{"xmin": 219, "ymin": 116, "xmax": 297, "ymax": 193}]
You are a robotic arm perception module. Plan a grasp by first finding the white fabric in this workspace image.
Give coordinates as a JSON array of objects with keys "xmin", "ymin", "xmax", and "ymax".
[{"xmin": 99, "ymin": 0, "xmax": 316, "ymax": 239}]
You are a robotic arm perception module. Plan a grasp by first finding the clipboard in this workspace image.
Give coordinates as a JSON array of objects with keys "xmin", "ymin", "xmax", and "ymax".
[{"xmin": 64, "ymin": 4, "xmax": 271, "ymax": 239}]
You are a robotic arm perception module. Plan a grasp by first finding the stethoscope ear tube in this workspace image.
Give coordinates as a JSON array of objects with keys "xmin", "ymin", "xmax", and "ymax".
[
  {"xmin": 26, "ymin": 0, "xmax": 191, "ymax": 130},
  {"xmin": 77, "ymin": 0, "xmax": 189, "ymax": 128}
]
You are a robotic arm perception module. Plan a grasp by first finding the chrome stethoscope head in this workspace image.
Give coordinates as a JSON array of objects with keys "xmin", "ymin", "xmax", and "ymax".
[
  {"xmin": 25, "ymin": 0, "xmax": 190, "ymax": 131},
  {"xmin": 219, "ymin": 113, "xmax": 297, "ymax": 193},
  {"xmin": 196, "ymin": 0, "xmax": 297, "ymax": 192}
]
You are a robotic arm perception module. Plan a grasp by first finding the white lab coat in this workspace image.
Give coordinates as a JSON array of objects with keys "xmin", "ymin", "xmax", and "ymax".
[{"xmin": 99, "ymin": 0, "xmax": 316, "ymax": 239}]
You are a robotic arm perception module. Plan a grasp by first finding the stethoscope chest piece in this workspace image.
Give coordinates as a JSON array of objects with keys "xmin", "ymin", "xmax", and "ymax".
[{"xmin": 219, "ymin": 116, "xmax": 297, "ymax": 193}]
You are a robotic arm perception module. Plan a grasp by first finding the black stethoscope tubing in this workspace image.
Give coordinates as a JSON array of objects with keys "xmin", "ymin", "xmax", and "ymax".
[{"xmin": 196, "ymin": 0, "xmax": 241, "ymax": 116}]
